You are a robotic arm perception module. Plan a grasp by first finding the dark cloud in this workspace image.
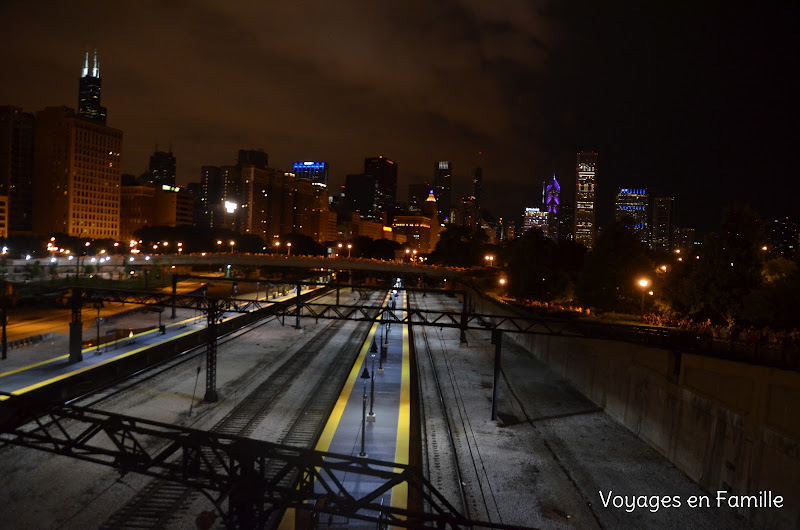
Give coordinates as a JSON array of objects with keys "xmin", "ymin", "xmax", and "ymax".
[{"xmin": 1, "ymin": 1, "xmax": 796, "ymax": 232}]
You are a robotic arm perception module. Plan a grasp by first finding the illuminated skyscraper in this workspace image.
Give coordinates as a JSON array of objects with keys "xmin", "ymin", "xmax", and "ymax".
[
  {"xmin": 293, "ymin": 161, "xmax": 329, "ymax": 187},
  {"xmin": 651, "ymin": 197, "xmax": 675, "ymax": 253},
  {"xmin": 615, "ymin": 188, "xmax": 649, "ymax": 245},
  {"xmin": 433, "ymin": 161, "xmax": 452, "ymax": 223},
  {"xmin": 523, "ymin": 207, "xmax": 549, "ymax": 236},
  {"xmin": 543, "ymin": 174, "xmax": 560, "ymax": 239},
  {"xmin": 574, "ymin": 151, "xmax": 598, "ymax": 247},
  {"xmin": 408, "ymin": 182, "xmax": 432, "ymax": 214},
  {"xmin": 364, "ymin": 156, "xmax": 397, "ymax": 219},
  {"xmin": 200, "ymin": 165, "xmax": 240, "ymax": 230},
  {"xmin": 78, "ymin": 49, "xmax": 106, "ymax": 125},
  {"xmin": 543, "ymin": 174, "xmax": 560, "ymax": 214},
  {"xmin": 33, "ymin": 106, "xmax": 122, "ymax": 238},
  {"xmin": 147, "ymin": 149, "xmax": 176, "ymax": 188}
]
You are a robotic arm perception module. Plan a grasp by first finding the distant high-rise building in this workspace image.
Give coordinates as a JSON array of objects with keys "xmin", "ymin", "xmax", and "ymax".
[
  {"xmin": 186, "ymin": 182, "xmax": 205, "ymax": 228},
  {"xmin": 523, "ymin": 207, "xmax": 549, "ymax": 236},
  {"xmin": 33, "ymin": 106, "xmax": 122, "ymax": 238},
  {"xmin": 407, "ymin": 182, "xmax": 432, "ymax": 214},
  {"xmin": 543, "ymin": 174, "xmax": 560, "ymax": 214},
  {"xmin": 558, "ymin": 203, "xmax": 574, "ymax": 242},
  {"xmin": 147, "ymin": 149, "xmax": 176, "ymax": 188},
  {"xmin": 457, "ymin": 196, "xmax": 477, "ymax": 227},
  {"xmin": 200, "ymin": 165, "xmax": 240, "ymax": 230},
  {"xmin": 651, "ymin": 197, "xmax": 675, "ymax": 253},
  {"xmin": 615, "ymin": 188, "xmax": 649, "ymax": 245},
  {"xmin": 200, "ymin": 166, "xmax": 221, "ymax": 229},
  {"xmin": 472, "ymin": 166, "xmax": 483, "ymax": 226},
  {"xmin": 78, "ymin": 49, "xmax": 107, "ymax": 125},
  {"xmin": 543, "ymin": 174, "xmax": 560, "ymax": 240},
  {"xmin": 0, "ymin": 196, "xmax": 8, "ymax": 238},
  {"xmin": 237, "ymin": 149, "xmax": 268, "ymax": 170},
  {"xmin": 673, "ymin": 227, "xmax": 696, "ymax": 252},
  {"xmin": 393, "ymin": 191, "xmax": 440, "ymax": 253},
  {"xmin": 574, "ymin": 151, "xmax": 597, "ymax": 247},
  {"xmin": 293, "ymin": 161, "xmax": 329, "ymax": 187},
  {"xmin": 766, "ymin": 217, "xmax": 798, "ymax": 259},
  {"xmin": 0, "ymin": 106, "xmax": 35, "ymax": 233},
  {"xmin": 364, "ymin": 156, "xmax": 397, "ymax": 220},
  {"xmin": 120, "ymin": 185, "xmax": 193, "ymax": 241},
  {"xmin": 433, "ymin": 161, "xmax": 452, "ymax": 223},
  {"xmin": 344, "ymin": 173, "xmax": 378, "ymax": 220}
]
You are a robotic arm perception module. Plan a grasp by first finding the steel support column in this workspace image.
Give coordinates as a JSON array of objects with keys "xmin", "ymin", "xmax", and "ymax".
[
  {"xmin": 69, "ymin": 287, "xmax": 83, "ymax": 363},
  {"xmin": 459, "ymin": 293, "xmax": 468, "ymax": 344},
  {"xmin": 204, "ymin": 298, "xmax": 219, "ymax": 403},
  {"xmin": 491, "ymin": 329, "xmax": 502, "ymax": 421},
  {"xmin": 295, "ymin": 282, "xmax": 302, "ymax": 330},
  {"xmin": 1, "ymin": 303, "xmax": 7, "ymax": 360},
  {"xmin": 171, "ymin": 274, "xmax": 177, "ymax": 319}
]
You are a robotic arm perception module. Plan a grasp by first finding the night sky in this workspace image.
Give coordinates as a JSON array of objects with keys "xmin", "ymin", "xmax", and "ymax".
[{"xmin": 1, "ymin": 2, "xmax": 797, "ymax": 235}]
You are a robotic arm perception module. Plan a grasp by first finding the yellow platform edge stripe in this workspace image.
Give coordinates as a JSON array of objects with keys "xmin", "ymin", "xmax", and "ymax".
[
  {"xmin": 279, "ymin": 291, "xmax": 389, "ymax": 529},
  {"xmin": 390, "ymin": 291, "xmax": 410, "ymax": 518},
  {"xmin": 0, "ymin": 288, "xmax": 307, "ymax": 381}
]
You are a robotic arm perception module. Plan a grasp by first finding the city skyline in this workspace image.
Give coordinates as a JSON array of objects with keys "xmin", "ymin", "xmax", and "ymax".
[{"xmin": 0, "ymin": 2, "xmax": 797, "ymax": 235}]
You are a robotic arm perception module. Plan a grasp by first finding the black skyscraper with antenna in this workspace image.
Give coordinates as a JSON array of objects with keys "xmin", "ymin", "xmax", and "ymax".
[{"xmin": 78, "ymin": 49, "xmax": 107, "ymax": 124}]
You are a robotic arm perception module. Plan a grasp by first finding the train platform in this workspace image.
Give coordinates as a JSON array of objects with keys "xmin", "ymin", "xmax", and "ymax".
[
  {"xmin": 0, "ymin": 287, "xmax": 309, "ymax": 398},
  {"xmin": 280, "ymin": 290, "xmax": 410, "ymax": 529}
]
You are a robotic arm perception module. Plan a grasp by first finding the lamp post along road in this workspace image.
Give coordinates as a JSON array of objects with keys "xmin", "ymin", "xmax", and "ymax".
[{"xmin": 638, "ymin": 278, "xmax": 650, "ymax": 315}]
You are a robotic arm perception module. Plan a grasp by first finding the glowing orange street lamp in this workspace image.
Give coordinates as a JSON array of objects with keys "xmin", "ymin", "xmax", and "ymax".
[
  {"xmin": 286, "ymin": 242, "xmax": 292, "ymax": 256},
  {"xmin": 638, "ymin": 278, "xmax": 650, "ymax": 315}
]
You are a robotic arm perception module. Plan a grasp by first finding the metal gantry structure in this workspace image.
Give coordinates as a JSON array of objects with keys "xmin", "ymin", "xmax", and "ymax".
[
  {"xmin": 2, "ymin": 279, "xmax": 685, "ymax": 529},
  {"xmin": 0, "ymin": 398, "xmax": 526, "ymax": 529},
  {"xmin": 66, "ymin": 283, "xmax": 318, "ymax": 402}
]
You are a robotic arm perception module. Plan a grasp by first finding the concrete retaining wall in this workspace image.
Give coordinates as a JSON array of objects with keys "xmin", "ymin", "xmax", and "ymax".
[{"xmin": 473, "ymin": 294, "xmax": 800, "ymax": 529}]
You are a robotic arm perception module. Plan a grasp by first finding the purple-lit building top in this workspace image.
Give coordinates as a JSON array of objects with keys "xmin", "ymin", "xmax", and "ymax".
[{"xmin": 543, "ymin": 174, "xmax": 560, "ymax": 214}]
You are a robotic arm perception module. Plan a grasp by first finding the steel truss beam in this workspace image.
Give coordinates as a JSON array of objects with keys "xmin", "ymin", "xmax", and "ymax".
[
  {"xmin": 77, "ymin": 286, "xmax": 275, "ymax": 315},
  {"xmin": 278, "ymin": 301, "xmax": 679, "ymax": 343},
  {"xmin": 0, "ymin": 401, "xmax": 524, "ymax": 529}
]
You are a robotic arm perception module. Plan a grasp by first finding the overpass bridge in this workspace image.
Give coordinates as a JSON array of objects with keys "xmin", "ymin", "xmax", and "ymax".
[{"xmin": 10, "ymin": 254, "xmax": 470, "ymax": 279}]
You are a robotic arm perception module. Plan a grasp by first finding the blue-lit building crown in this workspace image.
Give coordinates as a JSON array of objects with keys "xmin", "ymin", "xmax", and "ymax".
[{"xmin": 293, "ymin": 161, "xmax": 329, "ymax": 187}]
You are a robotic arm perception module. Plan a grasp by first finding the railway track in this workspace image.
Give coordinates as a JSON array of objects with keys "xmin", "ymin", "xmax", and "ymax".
[
  {"xmin": 410, "ymin": 291, "xmax": 503, "ymax": 525},
  {"xmin": 98, "ymin": 292, "xmax": 376, "ymax": 529}
]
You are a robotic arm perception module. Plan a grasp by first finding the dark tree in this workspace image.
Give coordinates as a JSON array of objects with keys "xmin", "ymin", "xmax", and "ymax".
[
  {"xmin": 503, "ymin": 229, "xmax": 579, "ymax": 301},
  {"xmin": 688, "ymin": 205, "xmax": 765, "ymax": 322},
  {"xmin": 575, "ymin": 220, "xmax": 652, "ymax": 312},
  {"xmin": 429, "ymin": 225, "xmax": 488, "ymax": 267}
]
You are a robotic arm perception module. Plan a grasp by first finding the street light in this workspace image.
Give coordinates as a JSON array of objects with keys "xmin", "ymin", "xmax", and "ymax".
[
  {"xmin": 274, "ymin": 241, "xmax": 280, "ymax": 254},
  {"xmin": 229, "ymin": 240, "xmax": 235, "ymax": 253},
  {"xmin": 216, "ymin": 240, "xmax": 223, "ymax": 253},
  {"xmin": 286, "ymin": 242, "xmax": 292, "ymax": 256},
  {"xmin": 347, "ymin": 243, "xmax": 352, "ymax": 258},
  {"xmin": 638, "ymin": 278, "xmax": 650, "ymax": 315}
]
